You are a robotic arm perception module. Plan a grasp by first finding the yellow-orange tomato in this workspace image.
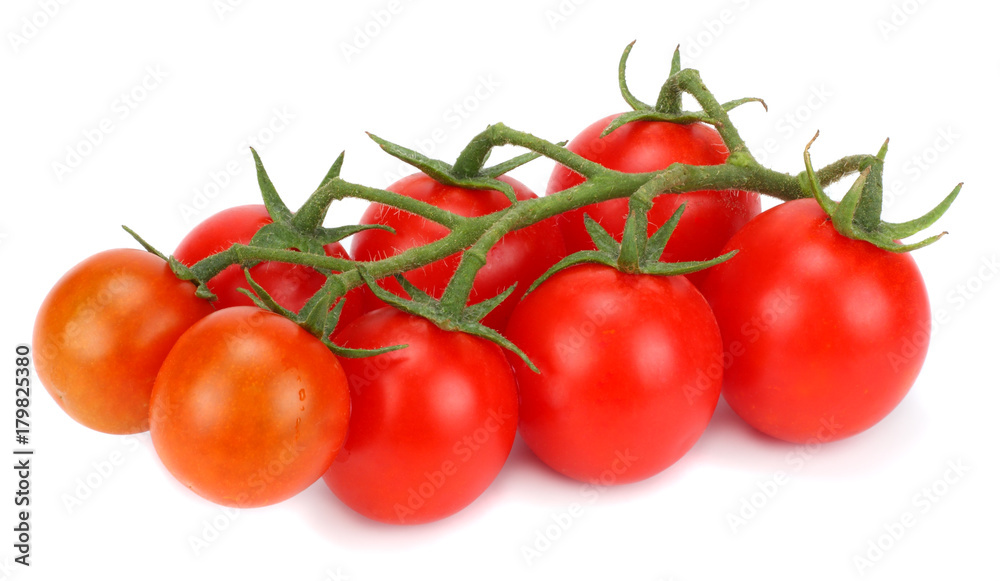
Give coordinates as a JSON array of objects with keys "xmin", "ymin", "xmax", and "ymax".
[
  {"xmin": 33, "ymin": 249, "xmax": 214, "ymax": 434},
  {"xmin": 150, "ymin": 307, "xmax": 350, "ymax": 508}
]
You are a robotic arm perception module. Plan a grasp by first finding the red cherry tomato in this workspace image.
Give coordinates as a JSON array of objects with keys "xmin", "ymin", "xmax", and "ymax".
[
  {"xmin": 174, "ymin": 204, "xmax": 362, "ymax": 330},
  {"xmin": 700, "ymin": 198, "xmax": 932, "ymax": 443},
  {"xmin": 351, "ymin": 174, "xmax": 566, "ymax": 331},
  {"xmin": 548, "ymin": 115, "xmax": 760, "ymax": 288},
  {"xmin": 150, "ymin": 307, "xmax": 350, "ymax": 508},
  {"xmin": 33, "ymin": 249, "xmax": 214, "ymax": 434},
  {"xmin": 504, "ymin": 263, "xmax": 723, "ymax": 484},
  {"xmin": 324, "ymin": 307, "xmax": 518, "ymax": 524}
]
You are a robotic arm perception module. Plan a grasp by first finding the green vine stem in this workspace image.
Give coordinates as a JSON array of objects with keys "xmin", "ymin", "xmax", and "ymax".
[
  {"xmin": 155, "ymin": 42, "xmax": 957, "ymax": 362},
  {"xmin": 183, "ymin": 123, "xmax": 876, "ymax": 308}
]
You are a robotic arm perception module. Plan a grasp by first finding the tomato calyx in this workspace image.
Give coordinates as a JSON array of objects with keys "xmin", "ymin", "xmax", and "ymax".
[
  {"xmin": 239, "ymin": 268, "xmax": 407, "ymax": 359},
  {"xmin": 122, "ymin": 225, "xmax": 217, "ymax": 300},
  {"xmin": 802, "ymin": 132, "xmax": 962, "ymax": 253},
  {"xmin": 249, "ymin": 148, "xmax": 391, "ymax": 255},
  {"xmin": 356, "ymin": 267, "xmax": 537, "ymax": 372},
  {"xmin": 126, "ymin": 151, "xmax": 404, "ymax": 360},
  {"xmin": 601, "ymin": 41, "xmax": 767, "ymax": 138},
  {"xmin": 368, "ymin": 131, "xmax": 547, "ymax": 203},
  {"xmin": 528, "ymin": 202, "xmax": 736, "ymax": 293}
]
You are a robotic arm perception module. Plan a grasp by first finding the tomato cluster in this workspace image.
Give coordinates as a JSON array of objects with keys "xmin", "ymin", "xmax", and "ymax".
[{"xmin": 33, "ymin": 73, "xmax": 939, "ymax": 525}]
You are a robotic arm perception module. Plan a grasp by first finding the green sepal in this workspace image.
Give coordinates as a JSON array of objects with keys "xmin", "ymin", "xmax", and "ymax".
[
  {"xmin": 462, "ymin": 320, "xmax": 539, "ymax": 374},
  {"xmin": 356, "ymin": 269, "xmax": 538, "ymax": 373},
  {"xmin": 604, "ymin": 41, "xmax": 766, "ymax": 137},
  {"xmin": 526, "ymin": 251, "xmax": 618, "ymax": 294},
  {"xmin": 368, "ymin": 132, "xmax": 519, "ymax": 203},
  {"xmin": 480, "ymin": 146, "xmax": 564, "ymax": 179},
  {"xmin": 320, "ymin": 336, "xmax": 408, "ymax": 359},
  {"xmin": 527, "ymin": 204, "xmax": 736, "ymax": 293},
  {"xmin": 879, "ymin": 182, "xmax": 962, "ymax": 241},
  {"xmin": 322, "ymin": 295, "xmax": 347, "ymax": 339},
  {"xmin": 601, "ymin": 98, "xmax": 767, "ymax": 138},
  {"xmin": 654, "ymin": 45, "xmax": 684, "ymax": 115},
  {"xmin": 642, "ymin": 251, "xmax": 737, "ymax": 277},
  {"xmin": 634, "ymin": 205, "xmax": 736, "ymax": 275},
  {"xmin": 315, "ymin": 151, "xmax": 345, "ymax": 193},
  {"xmin": 295, "ymin": 273, "xmax": 352, "ymax": 336},
  {"xmin": 123, "ymin": 225, "xmax": 217, "ymax": 300},
  {"xmin": 617, "ymin": 40, "xmax": 652, "ymax": 111},
  {"xmin": 803, "ymin": 135, "xmax": 960, "ymax": 253},
  {"xmin": 583, "ymin": 214, "xmax": 619, "ymax": 255},
  {"xmin": 644, "ymin": 202, "xmax": 685, "ymax": 260},
  {"xmin": 831, "ymin": 167, "xmax": 869, "ymax": 238},
  {"xmin": 289, "ymin": 152, "xmax": 347, "ymax": 232},
  {"xmin": 250, "ymin": 222, "xmax": 328, "ymax": 256},
  {"xmin": 314, "ymin": 224, "xmax": 395, "ymax": 245},
  {"xmin": 244, "ymin": 268, "xmax": 405, "ymax": 358},
  {"xmin": 617, "ymin": 209, "xmax": 647, "ymax": 272},
  {"xmin": 250, "ymin": 147, "xmax": 292, "ymax": 223},
  {"xmin": 300, "ymin": 279, "xmax": 339, "ymax": 338},
  {"xmin": 462, "ymin": 283, "xmax": 518, "ymax": 323},
  {"xmin": 250, "ymin": 221, "xmax": 391, "ymax": 257},
  {"xmin": 122, "ymin": 225, "xmax": 167, "ymax": 260},
  {"xmin": 235, "ymin": 287, "xmax": 272, "ymax": 312},
  {"xmin": 852, "ymin": 139, "xmax": 888, "ymax": 231},
  {"xmin": 240, "ymin": 269, "xmax": 296, "ymax": 320}
]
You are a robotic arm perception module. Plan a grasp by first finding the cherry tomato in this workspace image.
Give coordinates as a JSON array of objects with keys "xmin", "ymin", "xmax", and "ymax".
[
  {"xmin": 504, "ymin": 263, "xmax": 723, "ymax": 484},
  {"xmin": 351, "ymin": 174, "xmax": 566, "ymax": 331},
  {"xmin": 324, "ymin": 307, "xmax": 518, "ymax": 524},
  {"xmin": 699, "ymin": 198, "xmax": 932, "ymax": 443},
  {"xmin": 548, "ymin": 115, "xmax": 760, "ymax": 288},
  {"xmin": 174, "ymin": 204, "xmax": 362, "ymax": 330},
  {"xmin": 33, "ymin": 249, "xmax": 214, "ymax": 434},
  {"xmin": 150, "ymin": 307, "xmax": 350, "ymax": 508}
]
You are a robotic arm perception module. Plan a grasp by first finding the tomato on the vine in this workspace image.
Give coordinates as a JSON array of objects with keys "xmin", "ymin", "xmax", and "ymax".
[
  {"xmin": 150, "ymin": 307, "xmax": 350, "ymax": 508},
  {"xmin": 504, "ymin": 263, "xmax": 723, "ymax": 484},
  {"xmin": 700, "ymin": 198, "xmax": 932, "ymax": 443},
  {"xmin": 548, "ymin": 115, "xmax": 760, "ymax": 288},
  {"xmin": 351, "ymin": 173, "xmax": 566, "ymax": 331},
  {"xmin": 33, "ymin": 249, "xmax": 214, "ymax": 434},
  {"xmin": 324, "ymin": 307, "xmax": 518, "ymax": 524},
  {"xmin": 174, "ymin": 204, "xmax": 362, "ymax": 329}
]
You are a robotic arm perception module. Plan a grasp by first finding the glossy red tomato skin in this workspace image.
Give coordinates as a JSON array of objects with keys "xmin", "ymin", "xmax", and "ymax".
[
  {"xmin": 699, "ymin": 198, "xmax": 932, "ymax": 443},
  {"xmin": 150, "ymin": 307, "xmax": 350, "ymax": 508},
  {"xmin": 504, "ymin": 264, "xmax": 723, "ymax": 484},
  {"xmin": 351, "ymin": 174, "xmax": 566, "ymax": 331},
  {"xmin": 323, "ymin": 308, "xmax": 518, "ymax": 525},
  {"xmin": 33, "ymin": 249, "xmax": 214, "ymax": 435},
  {"xmin": 548, "ymin": 114, "xmax": 760, "ymax": 288},
  {"xmin": 173, "ymin": 204, "xmax": 362, "ymax": 330}
]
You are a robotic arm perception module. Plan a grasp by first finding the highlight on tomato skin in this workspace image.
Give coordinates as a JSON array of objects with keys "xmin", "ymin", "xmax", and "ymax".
[
  {"xmin": 547, "ymin": 114, "xmax": 761, "ymax": 290},
  {"xmin": 323, "ymin": 307, "xmax": 519, "ymax": 525},
  {"xmin": 149, "ymin": 307, "xmax": 351, "ymax": 508},
  {"xmin": 504, "ymin": 262, "xmax": 724, "ymax": 485},
  {"xmin": 33, "ymin": 248, "xmax": 215, "ymax": 435},
  {"xmin": 699, "ymin": 198, "xmax": 932, "ymax": 444}
]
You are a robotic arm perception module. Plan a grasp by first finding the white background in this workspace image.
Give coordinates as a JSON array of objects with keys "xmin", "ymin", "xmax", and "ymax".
[{"xmin": 2, "ymin": 0, "xmax": 998, "ymax": 580}]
